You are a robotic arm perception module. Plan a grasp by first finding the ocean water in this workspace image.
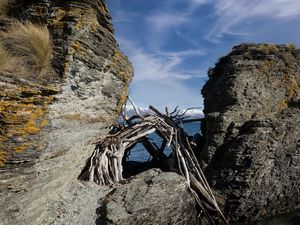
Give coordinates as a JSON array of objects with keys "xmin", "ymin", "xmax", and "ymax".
[
  {"xmin": 127, "ymin": 122, "xmax": 200, "ymax": 162},
  {"xmin": 126, "ymin": 122, "xmax": 300, "ymax": 225}
]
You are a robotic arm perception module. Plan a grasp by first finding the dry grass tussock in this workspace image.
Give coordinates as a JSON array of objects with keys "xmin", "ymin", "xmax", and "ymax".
[
  {"xmin": 0, "ymin": 40, "xmax": 11, "ymax": 70},
  {"xmin": 0, "ymin": 21, "xmax": 52, "ymax": 78},
  {"xmin": 0, "ymin": 0, "xmax": 15, "ymax": 15},
  {"xmin": 287, "ymin": 43, "xmax": 297, "ymax": 52}
]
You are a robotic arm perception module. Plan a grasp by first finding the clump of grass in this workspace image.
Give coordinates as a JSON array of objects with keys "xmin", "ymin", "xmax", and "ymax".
[
  {"xmin": 0, "ymin": 21, "xmax": 52, "ymax": 77},
  {"xmin": 0, "ymin": 40, "xmax": 11, "ymax": 70},
  {"xmin": 0, "ymin": 40, "xmax": 25, "ymax": 74},
  {"xmin": 287, "ymin": 43, "xmax": 297, "ymax": 52},
  {"xmin": 0, "ymin": 0, "xmax": 15, "ymax": 15},
  {"xmin": 258, "ymin": 44, "xmax": 278, "ymax": 55}
]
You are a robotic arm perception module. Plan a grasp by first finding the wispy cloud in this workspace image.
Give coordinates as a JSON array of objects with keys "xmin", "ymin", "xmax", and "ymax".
[
  {"xmin": 119, "ymin": 38, "xmax": 205, "ymax": 82},
  {"xmin": 187, "ymin": 0, "xmax": 209, "ymax": 8},
  {"xmin": 118, "ymin": 38, "xmax": 204, "ymax": 109},
  {"xmin": 157, "ymin": 49, "xmax": 205, "ymax": 58},
  {"xmin": 107, "ymin": 0, "xmax": 300, "ymax": 109},
  {"xmin": 204, "ymin": 0, "xmax": 300, "ymax": 41},
  {"xmin": 146, "ymin": 12, "xmax": 189, "ymax": 33}
]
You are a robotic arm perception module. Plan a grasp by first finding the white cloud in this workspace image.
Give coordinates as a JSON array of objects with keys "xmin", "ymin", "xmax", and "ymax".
[
  {"xmin": 190, "ymin": 0, "xmax": 208, "ymax": 4},
  {"xmin": 117, "ymin": 38, "xmax": 204, "ymax": 109},
  {"xmin": 158, "ymin": 49, "xmax": 205, "ymax": 58},
  {"xmin": 146, "ymin": 12, "xmax": 189, "ymax": 33},
  {"xmin": 119, "ymin": 38, "xmax": 205, "ymax": 82},
  {"xmin": 108, "ymin": 0, "xmax": 300, "ymax": 110},
  {"xmin": 188, "ymin": 0, "xmax": 209, "ymax": 7},
  {"xmin": 204, "ymin": 0, "xmax": 300, "ymax": 41}
]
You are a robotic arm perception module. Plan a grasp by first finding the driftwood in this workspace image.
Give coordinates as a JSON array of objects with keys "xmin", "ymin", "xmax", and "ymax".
[{"xmin": 79, "ymin": 104, "xmax": 229, "ymax": 225}]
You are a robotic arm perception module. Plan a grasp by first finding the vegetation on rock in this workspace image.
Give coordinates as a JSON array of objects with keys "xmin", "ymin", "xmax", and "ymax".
[
  {"xmin": 0, "ymin": 40, "xmax": 12, "ymax": 70},
  {"xmin": 0, "ymin": 21, "xmax": 52, "ymax": 77},
  {"xmin": 0, "ymin": 1, "xmax": 133, "ymax": 224},
  {"xmin": 0, "ymin": 0, "xmax": 15, "ymax": 15}
]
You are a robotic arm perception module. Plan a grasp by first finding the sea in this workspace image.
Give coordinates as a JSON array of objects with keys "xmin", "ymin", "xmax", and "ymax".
[
  {"xmin": 127, "ymin": 122, "xmax": 300, "ymax": 225},
  {"xmin": 127, "ymin": 122, "xmax": 201, "ymax": 162}
]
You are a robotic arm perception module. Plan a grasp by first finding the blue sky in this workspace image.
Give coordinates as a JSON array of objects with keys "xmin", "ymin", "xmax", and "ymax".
[{"xmin": 107, "ymin": 0, "xmax": 300, "ymax": 110}]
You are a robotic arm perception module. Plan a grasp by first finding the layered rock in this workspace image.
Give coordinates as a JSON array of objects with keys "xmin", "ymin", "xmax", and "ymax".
[
  {"xmin": 0, "ymin": 1, "xmax": 133, "ymax": 224},
  {"xmin": 201, "ymin": 44, "xmax": 300, "ymax": 222}
]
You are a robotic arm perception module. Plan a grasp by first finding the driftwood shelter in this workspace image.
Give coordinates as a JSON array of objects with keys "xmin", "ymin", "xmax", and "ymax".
[{"xmin": 79, "ymin": 102, "xmax": 229, "ymax": 225}]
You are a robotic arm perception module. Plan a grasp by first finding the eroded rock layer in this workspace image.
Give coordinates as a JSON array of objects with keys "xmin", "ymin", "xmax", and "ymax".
[
  {"xmin": 201, "ymin": 44, "xmax": 300, "ymax": 222},
  {"xmin": 0, "ymin": 1, "xmax": 133, "ymax": 224}
]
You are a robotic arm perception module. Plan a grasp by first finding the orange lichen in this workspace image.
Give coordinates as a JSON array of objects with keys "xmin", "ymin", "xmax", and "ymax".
[
  {"xmin": 117, "ymin": 86, "xmax": 129, "ymax": 113},
  {"xmin": 40, "ymin": 119, "xmax": 49, "ymax": 128},
  {"xmin": 0, "ymin": 84, "xmax": 57, "ymax": 167},
  {"xmin": 71, "ymin": 41, "xmax": 87, "ymax": 56},
  {"xmin": 0, "ymin": 150, "xmax": 7, "ymax": 167},
  {"xmin": 106, "ymin": 50, "xmax": 133, "ymax": 83},
  {"xmin": 48, "ymin": 8, "xmax": 66, "ymax": 27},
  {"xmin": 12, "ymin": 143, "xmax": 31, "ymax": 153}
]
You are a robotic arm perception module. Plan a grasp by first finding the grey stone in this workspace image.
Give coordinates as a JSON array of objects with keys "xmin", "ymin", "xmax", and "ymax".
[
  {"xmin": 97, "ymin": 169, "xmax": 200, "ymax": 225},
  {"xmin": 201, "ymin": 43, "xmax": 300, "ymax": 223}
]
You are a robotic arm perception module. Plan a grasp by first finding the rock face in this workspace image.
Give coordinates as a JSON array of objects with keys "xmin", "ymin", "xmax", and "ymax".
[
  {"xmin": 0, "ymin": 1, "xmax": 133, "ymax": 225},
  {"xmin": 201, "ymin": 44, "xmax": 300, "ymax": 222},
  {"xmin": 97, "ymin": 169, "xmax": 200, "ymax": 225}
]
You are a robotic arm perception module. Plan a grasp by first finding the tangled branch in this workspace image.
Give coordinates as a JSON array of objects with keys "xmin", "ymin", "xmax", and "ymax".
[{"xmin": 79, "ymin": 105, "xmax": 229, "ymax": 225}]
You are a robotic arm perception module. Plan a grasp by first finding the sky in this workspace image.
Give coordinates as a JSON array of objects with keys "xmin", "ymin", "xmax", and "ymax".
[{"xmin": 107, "ymin": 0, "xmax": 300, "ymax": 111}]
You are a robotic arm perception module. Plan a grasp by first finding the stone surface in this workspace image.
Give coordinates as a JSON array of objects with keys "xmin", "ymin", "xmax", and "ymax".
[
  {"xmin": 0, "ymin": 1, "xmax": 133, "ymax": 225},
  {"xmin": 201, "ymin": 43, "xmax": 300, "ymax": 222},
  {"xmin": 49, "ymin": 181, "xmax": 111, "ymax": 225},
  {"xmin": 97, "ymin": 169, "xmax": 200, "ymax": 225}
]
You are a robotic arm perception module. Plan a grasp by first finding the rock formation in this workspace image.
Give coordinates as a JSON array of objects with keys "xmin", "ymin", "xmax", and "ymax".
[
  {"xmin": 0, "ymin": 1, "xmax": 133, "ymax": 224},
  {"xmin": 97, "ymin": 169, "xmax": 200, "ymax": 225},
  {"xmin": 1, "ymin": 1, "xmax": 299, "ymax": 225},
  {"xmin": 201, "ymin": 43, "xmax": 300, "ymax": 222}
]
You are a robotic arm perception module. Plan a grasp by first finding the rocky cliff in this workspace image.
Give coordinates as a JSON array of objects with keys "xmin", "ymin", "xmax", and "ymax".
[
  {"xmin": 201, "ymin": 44, "xmax": 300, "ymax": 222},
  {"xmin": 0, "ymin": 1, "xmax": 133, "ymax": 224}
]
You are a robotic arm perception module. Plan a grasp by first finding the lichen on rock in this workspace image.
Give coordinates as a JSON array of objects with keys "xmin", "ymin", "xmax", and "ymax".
[{"xmin": 0, "ymin": 1, "xmax": 133, "ymax": 225}]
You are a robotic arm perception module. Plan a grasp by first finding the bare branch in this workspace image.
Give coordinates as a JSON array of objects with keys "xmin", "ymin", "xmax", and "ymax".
[
  {"xmin": 128, "ymin": 96, "xmax": 142, "ymax": 116},
  {"xmin": 79, "ymin": 105, "xmax": 229, "ymax": 225}
]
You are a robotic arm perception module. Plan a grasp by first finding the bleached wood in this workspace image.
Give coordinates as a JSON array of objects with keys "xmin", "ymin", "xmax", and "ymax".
[{"xmin": 79, "ymin": 105, "xmax": 229, "ymax": 225}]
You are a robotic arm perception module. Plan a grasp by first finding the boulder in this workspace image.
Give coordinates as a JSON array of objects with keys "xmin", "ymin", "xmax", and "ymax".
[
  {"xmin": 97, "ymin": 169, "xmax": 200, "ymax": 225},
  {"xmin": 201, "ymin": 43, "xmax": 300, "ymax": 222}
]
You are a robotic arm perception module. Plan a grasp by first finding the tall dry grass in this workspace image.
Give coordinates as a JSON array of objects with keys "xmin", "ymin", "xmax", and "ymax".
[
  {"xmin": 0, "ymin": 40, "xmax": 11, "ymax": 70},
  {"xmin": 0, "ymin": 0, "xmax": 15, "ymax": 15},
  {"xmin": 0, "ymin": 41, "xmax": 23, "ymax": 74},
  {"xmin": 0, "ymin": 21, "xmax": 52, "ymax": 77}
]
